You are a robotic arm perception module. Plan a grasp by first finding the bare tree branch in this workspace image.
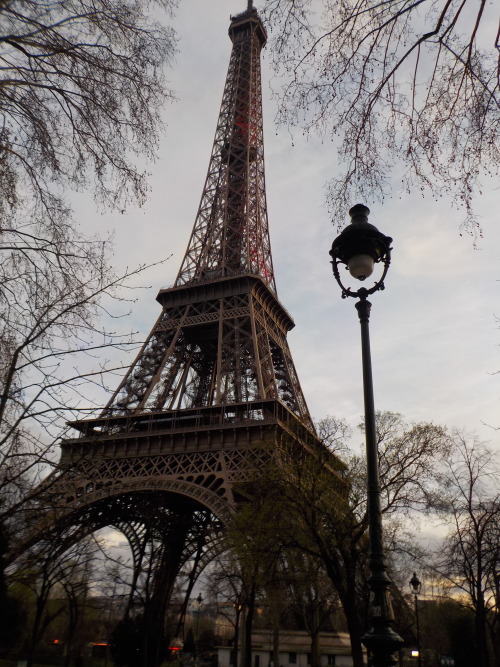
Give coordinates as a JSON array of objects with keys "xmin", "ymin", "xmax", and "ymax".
[{"xmin": 264, "ymin": 0, "xmax": 499, "ymax": 235}]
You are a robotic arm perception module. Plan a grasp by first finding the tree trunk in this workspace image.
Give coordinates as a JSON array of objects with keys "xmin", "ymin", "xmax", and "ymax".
[
  {"xmin": 273, "ymin": 624, "xmax": 280, "ymax": 667},
  {"xmin": 244, "ymin": 583, "xmax": 256, "ymax": 667},
  {"xmin": 323, "ymin": 557, "xmax": 365, "ymax": 667},
  {"xmin": 240, "ymin": 605, "xmax": 247, "ymax": 667},
  {"xmin": 234, "ymin": 605, "xmax": 242, "ymax": 667},
  {"xmin": 27, "ymin": 594, "xmax": 47, "ymax": 667},
  {"xmin": 488, "ymin": 616, "xmax": 500, "ymax": 667},
  {"xmin": 310, "ymin": 628, "xmax": 321, "ymax": 667},
  {"xmin": 475, "ymin": 594, "xmax": 490, "ymax": 667},
  {"xmin": 342, "ymin": 592, "xmax": 365, "ymax": 667},
  {"xmin": 63, "ymin": 591, "xmax": 78, "ymax": 667},
  {"xmin": 142, "ymin": 517, "xmax": 192, "ymax": 667}
]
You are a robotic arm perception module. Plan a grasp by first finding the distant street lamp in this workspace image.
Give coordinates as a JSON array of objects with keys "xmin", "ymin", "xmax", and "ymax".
[
  {"xmin": 195, "ymin": 593, "xmax": 203, "ymax": 667},
  {"xmin": 410, "ymin": 572, "xmax": 423, "ymax": 667},
  {"xmin": 330, "ymin": 204, "xmax": 404, "ymax": 667}
]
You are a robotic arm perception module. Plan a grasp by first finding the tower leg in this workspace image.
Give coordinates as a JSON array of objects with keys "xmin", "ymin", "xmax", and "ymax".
[{"xmin": 140, "ymin": 508, "xmax": 213, "ymax": 666}]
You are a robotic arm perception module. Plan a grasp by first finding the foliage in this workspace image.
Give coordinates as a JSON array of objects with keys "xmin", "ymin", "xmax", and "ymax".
[
  {"xmin": 0, "ymin": 0, "xmax": 177, "ymax": 442},
  {"xmin": 264, "ymin": 0, "xmax": 500, "ymax": 234},
  {"xmin": 210, "ymin": 413, "xmax": 449, "ymax": 667},
  {"xmin": 285, "ymin": 552, "xmax": 343, "ymax": 667}
]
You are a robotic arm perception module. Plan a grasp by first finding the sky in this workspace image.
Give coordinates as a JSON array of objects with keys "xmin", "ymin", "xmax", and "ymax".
[{"xmin": 85, "ymin": 0, "xmax": 500, "ymax": 453}]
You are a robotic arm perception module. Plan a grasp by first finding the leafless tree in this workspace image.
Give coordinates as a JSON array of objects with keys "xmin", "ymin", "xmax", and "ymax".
[
  {"xmin": 9, "ymin": 535, "xmax": 99, "ymax": 666},
  {"xmin": 263, "ymin": 0, "xmax": 500, "ymax": 234},
  {"xmin": 0, "ymin": 243, "xmax": 164, "ymax": 521},
  {"xmin": 285, "ymin": 552, "xmax": 342, "ymax": 667},
  {"xmin": 206, "ymin": 552, "xmax": 247, "ymax": 662},
  {"xmin": 0, "ymin": 4, "xmax": 179, "ymax": 657},
  {"xmin": 226, "ymin": 492, "xmax": 290, "ymax": 667},
  {"xmin": 0, "ymin": 237, "xmax": 168, "ymax": 659},
  {"xmin": 0, "ymin": 0, "xmax": 177, "ymax": 228},
  {"xmin": 270, "ymin": 412, "xmax": 450, "ymax": 667},
  {"xmin": 435, "ymin": 433, "xmax": 500, "ymax": 667},
  {"xmin": 0, "ymin": 0, "xmax": 177, "ymax": 530}
]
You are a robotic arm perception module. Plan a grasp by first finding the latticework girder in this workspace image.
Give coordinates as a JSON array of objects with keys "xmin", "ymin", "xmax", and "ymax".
[
  {"xmin": 103, "ymin": 277, "xmax": 313, "ymax": 428},
  {"xmin": 175, "ymin": 8, "xmax": 274, "ymax": 290}
]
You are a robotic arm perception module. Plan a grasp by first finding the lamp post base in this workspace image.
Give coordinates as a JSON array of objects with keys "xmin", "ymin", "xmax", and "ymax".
[
  {"xmin": 362, "ymin": 568, "xmax": 404, "ymax": 666},
  {"xmin": 363, "ymin": 626, "xmax": 404, "ymax": 667}
]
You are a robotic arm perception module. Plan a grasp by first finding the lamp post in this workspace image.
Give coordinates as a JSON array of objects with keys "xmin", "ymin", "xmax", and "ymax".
[
  {"xmin": 195, "ymin": 593, "xmax": 203, "ymax": 667},
  {"xmin": 330, "ymin": 204, "xmax": 403, "ymax": 667},
  {"xmin": 410, "ymin": 572, "xmax": 422, "ymax": 667}
]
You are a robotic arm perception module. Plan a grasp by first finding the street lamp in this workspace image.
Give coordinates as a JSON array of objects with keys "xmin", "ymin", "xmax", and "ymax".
[
  {"xmin": 410, "ymin": 572, "xmax": 422, "ymax": 667},
  {"xmin": 330, "ymin": 204, "xmax": 403, "ymax": 667},
  {"xmin": 195, "ymin": 593, "xmax": 203, "ymax": 667}
]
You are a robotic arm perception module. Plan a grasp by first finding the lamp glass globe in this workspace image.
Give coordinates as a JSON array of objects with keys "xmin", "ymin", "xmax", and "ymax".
[{"xmin": 348, "ymin": 254, "xmax": 374, "ymax": 280}]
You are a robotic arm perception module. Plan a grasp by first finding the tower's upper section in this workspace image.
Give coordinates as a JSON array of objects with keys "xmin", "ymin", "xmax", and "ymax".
[
  {"xmin": 229, "ymin": 6, "xmax": 267, "ymax": 47},
  {"xmin": 174, "ymin": 6, "xmax": 276, "ymax": 293}
]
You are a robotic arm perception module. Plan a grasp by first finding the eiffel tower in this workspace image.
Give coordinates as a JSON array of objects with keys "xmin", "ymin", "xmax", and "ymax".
[{"xmin": 19, "ymin": 1, "xmax": 345, "ymax": 652}]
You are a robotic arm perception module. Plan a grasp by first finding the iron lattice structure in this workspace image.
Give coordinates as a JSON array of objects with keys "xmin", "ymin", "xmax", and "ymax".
[
  {"xmin": 101, "ymin": 7, "xmax": 309, "ymax": 421},
  {"xmin": 14, "ymin": 4, "xmax": 346, "ymax": 650}
]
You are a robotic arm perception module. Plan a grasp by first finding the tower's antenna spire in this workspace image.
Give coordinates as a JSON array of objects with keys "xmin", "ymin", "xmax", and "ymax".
[{"xmin": 247, "ymin": 0, "xmax": 253, "ymax": 10}]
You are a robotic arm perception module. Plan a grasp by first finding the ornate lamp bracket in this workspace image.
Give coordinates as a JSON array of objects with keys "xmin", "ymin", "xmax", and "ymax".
[{"xmin": 329, "ymin": 203, "xmax": 392, "ymax": 300}]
